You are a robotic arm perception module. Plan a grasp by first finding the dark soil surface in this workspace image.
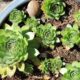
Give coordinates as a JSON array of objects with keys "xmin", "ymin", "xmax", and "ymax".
[
  {"xmin": 0, "ymin": 0, "xmax": 80, "ymax": 80},
  {"xmin": 51, "ymin": 46, "xmax": 80, "ymax": 63}
]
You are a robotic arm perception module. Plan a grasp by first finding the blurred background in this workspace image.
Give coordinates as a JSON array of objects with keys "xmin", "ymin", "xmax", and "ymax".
[{"xmin": 0, "ymin": 0, "xmax": 12, "ymax": 12}]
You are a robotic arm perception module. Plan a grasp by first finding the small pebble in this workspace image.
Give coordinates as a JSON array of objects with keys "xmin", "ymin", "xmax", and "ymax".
[
  {"xmin": 43, "ymin": 75, "xmax": 50, "ymax": 80},
  {"xmin": 60, "ymin": 68, "xmax": 67, "ymax": 75},
  {"xmin": 26, "ymin": 0, "xmax": 40, "ymax": 17}
]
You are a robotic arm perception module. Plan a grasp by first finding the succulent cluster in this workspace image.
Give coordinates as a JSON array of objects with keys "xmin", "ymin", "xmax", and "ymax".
[
  {"xmin": 0, "ymin": 9, "xmax": 40, "ymax": 78},
  {"xmin": 39, "ymin": 57, "xmax": 62, "ymax": 74},
  {"xmin": 25, "ymin": 17, "xmax": 80, "ymax": 50},
  {"xmin": 0, "ymin": 0, "xmax": 80, "ymax": 79}
]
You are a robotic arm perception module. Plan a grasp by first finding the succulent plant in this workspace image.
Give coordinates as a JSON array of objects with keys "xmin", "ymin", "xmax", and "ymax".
[
  {"xmin": 61, "ymin": 61, "xmax": 80, "ymax": 80},
  {"xmin": 0, "ymin": 29, "xmax": 28, "ymax": 78},
  {"xmin": 61, "ymin": 24, "xmax": 80, "ymax": 50},
  {"xmin": 73, "ymin": 10, "xmax": 80, "ymax": 26},
  {"xmin": 9, "ymin": 9, "xmax": 26, "ymax": 26},
  {"xmin": 36, "ymin": 23, "xmax": 58, "ymax": 49},
  {"xmin": 0, "ymin": 30, "xmax": 28, "ymax": 67},
  {"xmin": 39, "ymin": 57, "xmax": 62, "ymax": 74},
  {"xmin": 41, "ymin": 0, "xmax": 65, "ymax": 20}
]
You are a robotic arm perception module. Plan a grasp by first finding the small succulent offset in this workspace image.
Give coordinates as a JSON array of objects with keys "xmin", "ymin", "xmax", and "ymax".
[
  {"xmin": 73, "ymin": 10, "xmax": 80, "ymax": 26},
  {"xmin": 61, "ymin": 61, "xmax": 80, "ymax": 80},
  {"xmin": 25, "ymin": 17, "xmax": 40, "ymax": 32},
  {"xmin": 39, "ymin": 57, "xmax": 62, "ymax": 74},
  {"xmin": 61, "ymin": 24, "xmax": 80, "ymax": 50},
  {"xmin": 41, "ymin": 0, "xmax": 65, "ymax": 20},
  {"xmin": 9, "ymin": 9, "xmax": 26, "ymax": 26},
  {"xmin": 36, "ymin": 23, "xmax": 58, "ymax": 49}
]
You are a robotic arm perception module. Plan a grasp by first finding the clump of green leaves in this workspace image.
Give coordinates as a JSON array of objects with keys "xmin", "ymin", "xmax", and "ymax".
[
  {"xmin": 61, "ymin": 24, "xmax": 80, "ymax": 50},
  {"xmin": 9, "ymin": 9, "xmax": 26, "ymax": 26},
  {"xmin": 25, "ymin": 18, "xmax": 58, "ymax": 49},
  {"xmin": 36, "ymin": 23, "xmax": 58, "ymax": 49},
  {"xmin": 73, "ymin": 10, "xmax": 80, "ymax": 26},
  {"xmin": 41, "ymin": 0, "xmax": 65, "ymax": 20},
  {"xmin": 0, "ymin": 20, "xmax": 40, "ymax": 78},
  {"xmin": 61, "ymin": 61, "xmax": 80, "ymax": 80},
  {"xmin": 39, "ymin": 57, "xmax": 62, "ymax": 74}
]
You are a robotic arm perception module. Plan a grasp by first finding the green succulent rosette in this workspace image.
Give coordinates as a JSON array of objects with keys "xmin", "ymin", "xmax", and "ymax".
[{"xmin": 41, "ymin": 0, "xmax": 65, "ymax": 20}]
